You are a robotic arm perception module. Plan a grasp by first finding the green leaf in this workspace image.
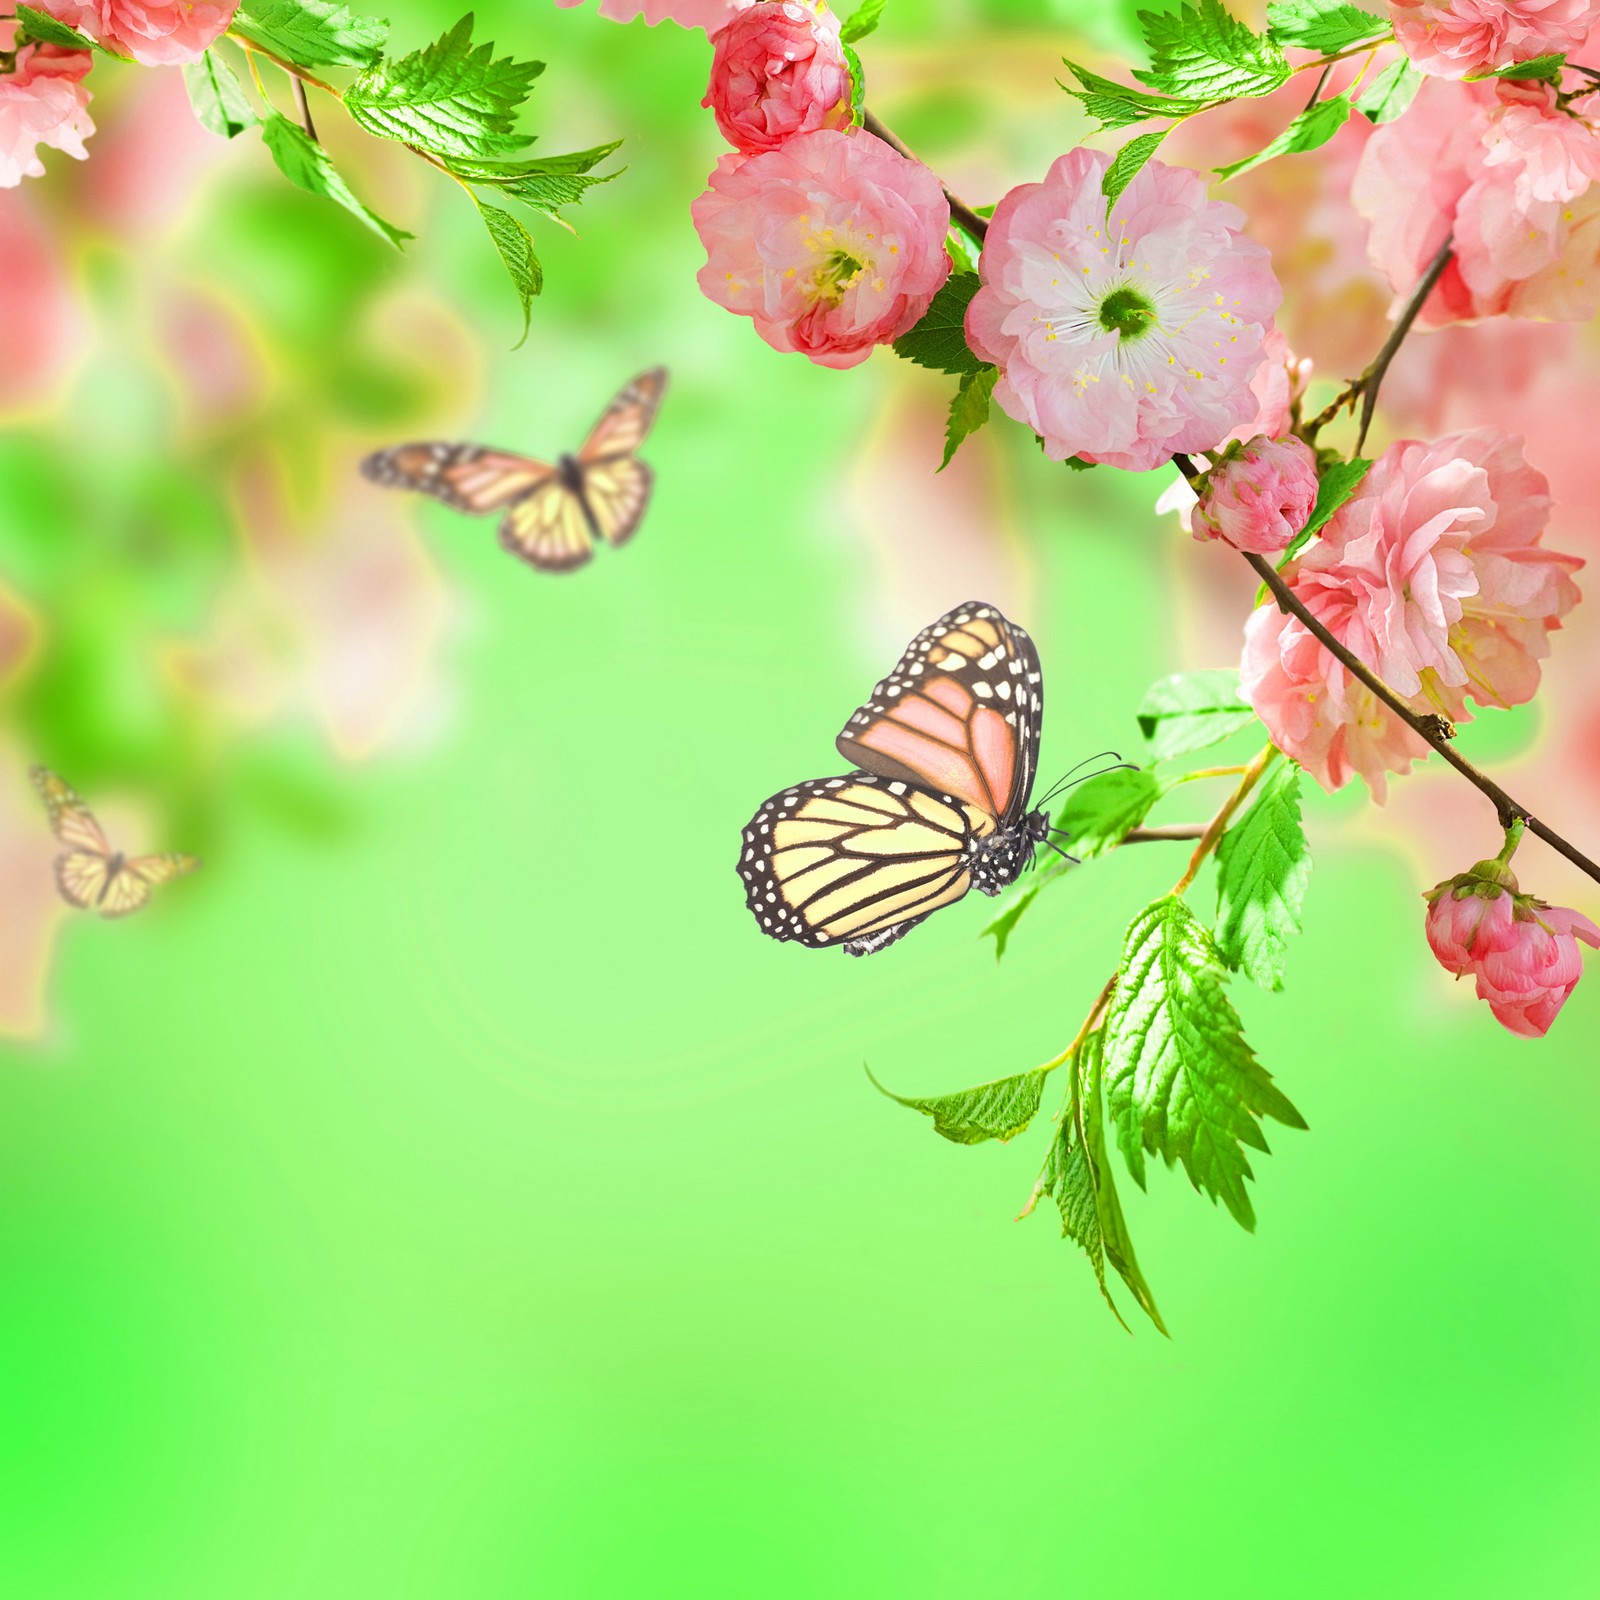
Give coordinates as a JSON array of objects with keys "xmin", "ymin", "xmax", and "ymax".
[
  {"xmin": 1056, "ymin": 766, "xmax": 1170, "ymax": 861},
  {"xmin": 1280, "ymin": 455, "xmax": 1370, "ymax": 562},
  {"xmin": 1103, "ymin": 127, "xmax": 1168, "ymax": 208},
  {"xmin": 1468, "ymin": 52, "xmax": 1565, "ymax": 82},
  {"xmin": 1035, "ymin": 1030, "xmax": 1167, "ymax": 1334},
  {"xmin": 1104, "ymin": 896, "xmax": 1306, "ymax": 1229},
  {"xmin": 451, "ymin": 163, "xmax": 621, "ymax": 224},
  {"xmin": 939, "ymin": 367, "xmax": 997, "ymax": 472},
  {"xmin": 867, "ymin": 1063, "xmax": 1047, "ymax": 1146},
  {"xmin": 981, "ymin": 855, "xmax": 1072, "ymax": 960},
  {"xmin": 476, "ymin": 200, "xmax": 542, "ymax": 347},
  {"xmin": 842, "ymin": 39, "xmax": 865, "ymax": 125},
  {"xmin": 259, "ymin": 110, "xmax": 412, "ymax": 248},
  {"xmin": 839, "ymin": 0, "xmax": 887, "ymax": 45},
  {"xmin": 1215, "ymin": 92, "xmax": 1350, "ymax": 179},
  {"xmin": 443, "ymin": 140, "xmax": 623, "ymax": 179},
  {"xmin": 183, "ymin": 50, "xmax": 258, "ymax": 140},
  {"xmin": 230, "ymin": 0, "xmax": 389, "ymax": 68},
  {"xmin": 1135, "ymin": 1, "xmax": 1290, "ymax": 101},
  {"xmin": 1215, "ymin": 758, "xmax": 1311, "ymax": 991},
  {"xmin": 344, "ymin": 12, "xmax": 543, "ymax": 160},
  {"xmin": 891, "ymin": 271, "xmax": 984, "ymax": 375},
  {"xmin": 1136, "ymin": 669, "xmax": 1257, "ymax": 760},
  {"xmin": 1356, "ymin": 55, "xmax": 1421, "ymax": 122},
  {"xmin": 1062, "ymin": 58, "xmax": 1206, "ymax": 130},
  {"xmin": 1264, "ymin": 0, "xmax": 1389, "ymax": 51},
  {"xmin": 14, "ymin": 2, "xmax": 124, "ymax": 53}
]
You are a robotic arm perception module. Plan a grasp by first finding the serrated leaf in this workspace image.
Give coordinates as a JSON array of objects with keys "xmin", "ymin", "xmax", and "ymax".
[
  {"xmin": 344, "ymin": 12, "xmax": 543, "ymax": 160},
  {"xmin": 839, "ymin": 0, "xmax": 887, "ymax": 45},
  {"xmin": 259, "ymin": 110, "xmax": 411, "ymax": 247},
  {"xmin": 230, "ymin": 0, "xmax": 389, "ymax": 68},
  {"xmin": 1215, "ymin": 758, "xmax": 1311, "ymax": 990},
  {"xmin": 476, "ymin": 200, "xmax": 542, "ymax": 347},
  {"xmin": 1062, "ymin": 58, "xmax": 1205, "ymax": 130},
  {"xmin": 868, "ymin": 1063, "xmax": 1047, "ymax": 1146},
  {"xmin": 444, "ymin": 140, "xmax": 623, "ymax": 179},
  {"xmin": 184, "ymin": 50, "xmax": 257, "ymax": 140},
  {"xmin": 1136, "ymin": 669, "xmax": 1257, "ymax": 760},
  {"xmin": 1103, "ymin": 127, "xmax": 1167, "ymax": 208},
  {"xmin": 1058, "ymin": 766, "xmax": 1172, "ymax": 861},
  {"xmin": 1468, "ymin": 52, "xmax": 1564, "ymax": 82},
  {"xmin": 1135, "ymin": 1, "xmax": 1290, "ymax": 101},
  {"xmin": 939, "ymin": 366, "xmax": 997, "ymax": 472},
  {"xmin": 14, "ymin": 3, "xmax": 93, "ymax": 49},
  {"xmin": 1280, "ymin": 455, "xmax": 1370, "ymax": 562},
  {"xmin": 1036, "ymin": 1029, "xmax": 1167, "ymax": 1334},
  {"xmin": 1215, "ymin": 92, "xmax": 1350, "ymax": 179},
  {"xmin": 1356, "ymin": 55, "xmax": 1421, "ymax": 122},
  {"xmin": 1264, "ymin": 0, "xmax": 1389, "ymax": 51},
  {"xmin": 891, "ymin": 271, "xmax": 984, "ymax": 375},
  {"xmin": 1104, "ymin": 896, "xmax": 1306, "ymax": 1229}
]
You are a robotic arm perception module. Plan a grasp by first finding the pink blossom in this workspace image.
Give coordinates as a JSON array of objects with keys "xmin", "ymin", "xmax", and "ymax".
[
  {"xmin": 555, "ymin": 0, "xmax": 746, "ymax": 29},
  {"xmin": 1389, "ymin": 0, "xmax": 1600, "ymax": 78},
  {"xmin": 1241, "ymin": 428, "xmax": 1581, "ymax": 798},
  {"xmin": 0, "ymin": 32, "xmax": 93, "ymax": 189},
  {"xmin": 1193, "ymin": 435, "xmax": 1319, "ymax": 554},
  {"xmin": 703, "ymin": 2, "xmax": 851, "ymax": 155},
  {"xmin": 691, "ymin": 128, "xmax": 950, "ymax": 369},
  {"xmin": 42, "ymin": 0, "xmax": 236, "ymax": 65},
  {"xmin": 965, "ymin": 148, "xmax": 1282, "ymax": 472},
  {"xmin": 1424, "ymin": 858, "xmax": 1600, "ymax": 1036}
]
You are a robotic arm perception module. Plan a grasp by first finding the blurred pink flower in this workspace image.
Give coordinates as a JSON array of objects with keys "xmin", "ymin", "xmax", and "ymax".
[
  {"xmin": 1424, "ymin": 858, "xmax": 1600, "ymax": 1035},
  {"xmin": 965, "ymin": 149, "xmax": 1281, "ymax": 471},
  {"xmin": 1194, "ymin": 434, "xmax": 1319, "ymax": 554},
  {"xmin": 0, "ymin": 34, "xmax": 94, "ymax": 188},
  {"xmin": 703, "ymin": 1, "xmax": 851, "ymax": 155},
  {"xmin": 1241, "ymin": 429, "xmax": 1581, "ymax": 797},
  {"xmin": 1390, "ymin": 0, "xmax": 1600, "ymax": 78},
  {"xmin": 43, "ymin": 0, "xmax": 236, "ymax": 64},
  {"xmin": 692, "ymin": 128, "xmax": 949, "ymax": 369},
  {"xmin": 555, "ymin": 0, "xmax": 745, "ymax": 28},
  {"xmin": 0, "ymin": 741, "xmax": 69, "ymax": 1041},
  {"xmin": 0, "ymin": 189, "xmax": 85, "ymax": 408},
  {"xmin": 1353, "ymin": 77, "xmax": 1600, "ymax": 323}
]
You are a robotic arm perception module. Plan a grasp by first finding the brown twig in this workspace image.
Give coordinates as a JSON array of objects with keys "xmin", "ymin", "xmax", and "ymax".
[
  {"xmin": 862, "ymin": 108, "xmax": 989, "ymax": 245},
  {"xmin": 1172, "ymin": 744, "xmax": 1277, "ymax": 895},
  {"xmin": 1355, "ymin": 234, "xmax": 1454, "ymax": 452},
  {"xmin": 293, "ymin": 76, "xmax": 318, "ymax": 142},
  {"xmin": 1123, "ymin": 824, "xmax": 1208, "ymax": 843}
]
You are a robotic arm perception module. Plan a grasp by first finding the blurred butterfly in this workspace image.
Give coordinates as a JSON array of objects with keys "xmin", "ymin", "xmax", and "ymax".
[
  {"xmin": 31, "ymin": 767, "xmax": 202, "ymax": 918},
  {"xmin": 359, "ymin": 367, "xmax": 668, "ymax": 574},
  {"xmin": 738, "ymin": 602, "xmax": 1059, "ymax": 956}
]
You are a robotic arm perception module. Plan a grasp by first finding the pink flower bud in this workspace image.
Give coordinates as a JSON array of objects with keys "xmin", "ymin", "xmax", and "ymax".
[
  {"xmin": 702, "ymin": 1, "xmax": 853, "ymax": 156},
  {"xmin": 1192, "ymin": 434, "xmax": 1319, "ymax": 554},
  {"xmin": 1423, "ymin": 860, "xmax": 1600, "ymax": 1038}
]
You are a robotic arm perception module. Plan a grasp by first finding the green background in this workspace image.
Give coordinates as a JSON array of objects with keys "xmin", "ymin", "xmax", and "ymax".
[{"xmin": 2, "ymin": 3, "xmax": 1598, "ymax": 1595}]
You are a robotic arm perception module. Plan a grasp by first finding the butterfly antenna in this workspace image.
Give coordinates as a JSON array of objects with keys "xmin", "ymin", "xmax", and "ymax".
[
  {"xmin": 1035, "ymin": 752, "xmax": 1138, "ymax": 810},
  {"xmin": 1038, "ymin": 837, "xmax": 1079, "ymax": 866}
]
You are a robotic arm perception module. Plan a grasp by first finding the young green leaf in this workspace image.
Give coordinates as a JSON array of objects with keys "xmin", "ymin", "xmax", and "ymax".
[
  {"xmin": 1062, "ymin": 59, "xmax": 1205, "ymax": 130},
  {"xmin": 1103, "ymin": 895, "xmax": 1307, "ymax": 1229},
  {"xmin": 1135, "ymin": 1, "xmax": 1290, "ymax": 101},
  {"xmin": 14, "ymin": 3, "xmax": 101, "ymax": 50},
  {"xmin": 839, "ymin": 0, "xmax": 887, "ymax": 45},
  {"xmin": 453, "ymin": 165, "xmax": 620, "ymax": 224},
  {"xmin": 1280, "ymin": 455, "xmax": 1370, "ymax": 562},
  {"xmin": 1468, "ymin": 52, "xmax": 1565, "ymax": 82},
  {"xmin": 476, "ymin": 201, "xmax": 542, "ymax": 347},
  {"xmin": 1356, "ymin": 55, "xmax": 1421, "ymax": 122},
  {"xmin": 842, "ymin": 38, "xmax": 866, "ymax": 124},
  {"xmin": 443, "ymin": 141, "xmax": 623, "ymax": 179},
  {"xmin": 184, "ymin": 50, "xmax": 258, "ymax": 140},
  {"xmin": 259, "ymin": 111, "xmax": 412, "ymax": 247},
  {"xmin": 1055, "ymin": 766, "xmax": 1170, "ymax": 860},
  {"xmin": 867, "ymin": 1064, "xmax": 1047, "ymax": 1146},
  {"xmin": 1264, "ymin": 0, "xmax": 1389, "ymax": 52},
  {"xmin": 230, "ymin": 0, "xmax": 389, "ymax": 69},
  {"xmin": 939, "ymin": 366, "xmax": 998, "ymax": 471},
  {"xmin": 1136, "ymin": 669, "xmax": 1257, "ymax": 760},
  {"xmin": 1035, "ymin": 1029, "xmax": 1167, "ymax": 1333},
  {"xmin": 1215, "ymin": 758, "xmax": 1311, "ymax": 991},
  {"xmin": 1215, "ymin": 93, "xmax": 1351, "ymax": 179},
  {"xmin": 891, "ymin": 272, "xmax": 985, "ymax": 375},
  {"xmin": 981, "ymin": 855, "xmax": 1072, "ymax": 959},
  {"xmin": 344, "ymin": 13, "xmax": 544, "ymax": 160},
  {"xmin": 1103, "ymin": 127, "xmax": 1168, "ymax": 208}
]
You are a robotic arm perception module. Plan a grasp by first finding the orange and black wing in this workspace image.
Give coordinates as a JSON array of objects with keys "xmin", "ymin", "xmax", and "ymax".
[
  {"xmin": 577, "ymin": 457, "xmax": 653, "ymax": 550},
  {"xmin": 31, "ymin": 766, "xmax": 112, "ymax": 856},
  {"xmin": 835, "ymin": 602, "xmax": 1043, "ymax": 830},
  {"xmin": 577, "ymin": 369, "xmax": 668, "ymax": 465},
  {"xmin": 360, "ymin": 442, "xmax": 559, "ymax": 514},
  {"xmin": 738, "ymin": 772, "xmax": 988, "ymax": 955},
  {"xmin": 94, "ymin": 852, "xmax": 201, "ymax": 919},
  {"xmin": 498, "ymin": 483, "xmax": 595, "ymax": 573}
]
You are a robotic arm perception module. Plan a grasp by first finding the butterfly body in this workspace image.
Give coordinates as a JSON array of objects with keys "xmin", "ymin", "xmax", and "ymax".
[
  {"xmin": 360, "ymin": 369, "xmax": 667, "ymax": 574},
  {"xmin": 739, "ymin": 602, "xmax": 1047, "ymax": 956}
]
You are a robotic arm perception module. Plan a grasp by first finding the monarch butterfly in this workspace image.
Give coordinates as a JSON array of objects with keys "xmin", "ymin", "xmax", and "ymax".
[
  {"xmin": 31, "ymin": 767, "xmax": 201, "ymax": 918},
  {"xmin": 738, "ymin": 602, "xmax": 1054, "ymax": 956},
  {"xmin": 359, "ymin": 368, "xmax": 668, "ymax": 574}
]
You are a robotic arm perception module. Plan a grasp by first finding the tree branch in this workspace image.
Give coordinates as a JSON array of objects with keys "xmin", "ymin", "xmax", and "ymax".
[
  {"xmin": 1123, "ymin": 824, "xmax": 1208, "ymax": 843},
  {"xmin": 1355, "ymin": 233, "xmax": 1453, "ymax": 452},
  {"xmin": 862, "ymin": 108, "xmax": 988, "ymax": 245},
  {"xmin": 293, "ymin": 75, "xmax": 318, "ymax": 142}
]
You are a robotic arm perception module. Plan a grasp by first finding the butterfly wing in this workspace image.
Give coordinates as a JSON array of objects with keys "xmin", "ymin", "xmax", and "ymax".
[
  {"xmin": 96, "ymin": 853, "xmax": 202, "ymax": 919},
  {"xmin": 361, "ymin": 443, "xmax": 559, "ymax": 515},
  {"xmin": 738, "ymin": 772, "xmax": 988, "ymax": 955},
  {"xmin": 835, "ymin": 602, "xmax": 1043, "ymax": 829},
  {"xmin": 499, "ymin": 483, "xmax": 595, "ymax": 573},
  {"xmin": 55, "ymin": 850, "xmax": 112, "ymax": 910},
  {"xmin": 31, "ymin": 766, "xmax": 112, "ymax": 855},
  {"xmin": 577, "ymin": 457, "xmax": 653, "ymax": 550},
  {"xmin": 577, "ymin": 368, "xmax": 668, "ymax": 465}
]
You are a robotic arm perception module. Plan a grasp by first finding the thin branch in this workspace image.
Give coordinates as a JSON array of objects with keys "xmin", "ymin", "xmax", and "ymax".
[
  {"xmin": 293, "ymin": 75, "xmax": 318, "ymax": 142},
  {"xmin": 1303, "ymin": 63, "xmax": 1334, "ymax": 112},
  {"xmin": 1244, "ymin": 552, "xmax": 1600, "ymax": 887},
  {"xmin": 1355, "ymin": 233, "xmax": 1454, "ymax": 451},
  {"xmin": 1123, "ymin": 824, "xmax": 1208, "ymax": 843},
  {"xmin": 862, "ymin": 108, "xmax": 988, "ymax": 245},
  {"xmin": 230, "ymin": 35, "xmax": 340, "ymax": 97},
  {"xmin": 1172, "ymin": 744, "xmax": 1277, "ymax": 895}
]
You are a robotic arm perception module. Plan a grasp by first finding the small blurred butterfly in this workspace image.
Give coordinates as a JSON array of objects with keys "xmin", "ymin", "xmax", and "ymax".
[
  {"xmin": 31, "ymin": 767, "xmax": 201, "ymax": 918},
  {"xmin": 738, "ymin": 602, "xmax": 1061, "ymax": 956},
  {"xmin": 360, "ymin": 367, "xmax": 668, "ymax": 574}
]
